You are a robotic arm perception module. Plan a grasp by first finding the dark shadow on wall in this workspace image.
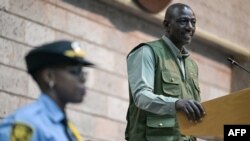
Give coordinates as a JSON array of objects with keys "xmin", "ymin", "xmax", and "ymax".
[
  {"xmin": 231, "ymin": 61, "xmax": 250, "ymax": 91},
  {"xmin": 190, "ymin": 38, "xmax": 250, "ymax": 92},
  {"xmin": 61, "ymin": 0, "xmax": 163, "ymax": 38},
  {"xmin": 189, "ymin": 38, "xmax": 232, "ymax": 68}
]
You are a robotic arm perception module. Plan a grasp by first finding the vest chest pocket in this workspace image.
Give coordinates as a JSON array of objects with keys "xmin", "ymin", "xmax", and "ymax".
[
  {"xmin": 189, "ymin": 72, "xmax": 200, "ymax": 93},
  {"xmin": 161, "ymin": 70, "xmax": 181, "ymax": 97},
  {"xmin": 188, "ymin": 72, "xmax": 201, "ymax": 101},
  {"xmin": 186, "ymin": 62, "xmax": 200, "ymax": 90},
  {"xmin": 192, "ymin": 78, "xmax": 200, "ymax": 93}
]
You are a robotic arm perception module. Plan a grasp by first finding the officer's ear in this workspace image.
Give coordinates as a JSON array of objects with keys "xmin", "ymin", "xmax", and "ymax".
[{"xmin": 40, "ymin": 68, "xmax": 55, "ymax": 89}]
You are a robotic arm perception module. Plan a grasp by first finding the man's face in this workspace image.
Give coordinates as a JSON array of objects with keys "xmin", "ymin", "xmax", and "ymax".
[{"xmin": 165, "ymin": 6, "xmax": 196, "ymax": 47}]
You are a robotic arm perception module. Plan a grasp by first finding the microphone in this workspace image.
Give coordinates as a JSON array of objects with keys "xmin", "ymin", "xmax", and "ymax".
[{"xmin": 227, "ymin": 57, "xmax": 250, "ymax": 73}]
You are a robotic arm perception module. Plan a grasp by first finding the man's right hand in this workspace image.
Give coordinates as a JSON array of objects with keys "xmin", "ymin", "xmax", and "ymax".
[{"xmin": 175, "ymin": 99, "xmax": 205, "ymax": 122}]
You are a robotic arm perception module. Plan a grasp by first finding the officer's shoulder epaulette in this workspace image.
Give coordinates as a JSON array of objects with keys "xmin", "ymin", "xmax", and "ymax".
[{"xmin": 13, "ymin": 101, "xmax": 43, "ymax": 122}]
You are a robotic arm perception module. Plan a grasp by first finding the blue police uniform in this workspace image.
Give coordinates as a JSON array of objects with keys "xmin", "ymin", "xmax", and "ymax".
[{"xmin": 0, "ymin": 94, "xmax": 78, "ymax": 141}]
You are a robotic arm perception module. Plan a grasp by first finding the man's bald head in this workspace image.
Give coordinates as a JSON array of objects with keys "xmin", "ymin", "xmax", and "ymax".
[{"xmin": 164, "ymin": 3, "xmax": 194, "ymax": 21}]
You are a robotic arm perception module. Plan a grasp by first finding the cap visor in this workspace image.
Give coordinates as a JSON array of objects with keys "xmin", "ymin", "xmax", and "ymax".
[{"xmin": 80, "ymin": 60, "xmax": 94, "ymax": 67}]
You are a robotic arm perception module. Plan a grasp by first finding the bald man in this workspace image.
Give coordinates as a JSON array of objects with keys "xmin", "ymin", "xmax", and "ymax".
[{"xmin": 125, "ymin": 3, "xmax": 205, "ymax": 141}]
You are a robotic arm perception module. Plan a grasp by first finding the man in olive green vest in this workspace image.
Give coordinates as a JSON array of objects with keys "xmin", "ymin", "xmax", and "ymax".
[{"xmin": 125, "ymin": 3, "xmax": 206, "ymax": 141}]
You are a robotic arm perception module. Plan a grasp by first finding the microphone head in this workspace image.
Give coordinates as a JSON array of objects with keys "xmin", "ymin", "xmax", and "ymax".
[
  {"xmin": 227, "ymin": 57, "xmax": 239, "ymax": 65},
  {"xmin": 227, "ymin": 57, "xmax": 233, "ymax": 62}
]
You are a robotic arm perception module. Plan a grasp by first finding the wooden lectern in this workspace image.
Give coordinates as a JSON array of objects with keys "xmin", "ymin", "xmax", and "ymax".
[{"xmin": 177, "ymin": 88, "xmax": 250, "ymax": 140}]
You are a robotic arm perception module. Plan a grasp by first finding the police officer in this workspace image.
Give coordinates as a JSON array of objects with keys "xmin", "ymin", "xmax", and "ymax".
[
  {"xmin": 125, "ymin": 3, "xmax": 205, "ymax": 141},
  {"xmin": 0, "ymin": 40, "xmax": 94, "ymax": 141}
]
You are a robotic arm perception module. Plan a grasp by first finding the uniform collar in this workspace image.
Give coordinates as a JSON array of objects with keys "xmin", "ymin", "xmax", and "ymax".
[
  {"xmin": 38, "ymin": 94, "xmax": 65, "ymax": 123},
  {"xmin": 162, "ymin": 35, "xmax": 189, "ymax": 59}
]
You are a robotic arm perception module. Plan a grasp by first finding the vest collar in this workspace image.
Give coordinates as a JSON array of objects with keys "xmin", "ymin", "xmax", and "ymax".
[{"xmin": 161, "ymin": 36, "xmax": 189, "ymax": 59}]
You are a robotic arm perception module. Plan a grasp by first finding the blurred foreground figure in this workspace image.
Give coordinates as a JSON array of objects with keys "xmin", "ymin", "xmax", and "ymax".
[
  {"xmin": 125, "ymin": 3, "xmax": 205, "ymax": 141},
  {"xmin": 0, "ymin": 40, "xmax": 94, "ymax": 141}
]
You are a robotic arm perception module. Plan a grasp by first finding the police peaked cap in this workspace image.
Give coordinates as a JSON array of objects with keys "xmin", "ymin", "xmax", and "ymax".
[{"xmin": 25, "ymin": 40, "xmax": 94, "ymax": 74}]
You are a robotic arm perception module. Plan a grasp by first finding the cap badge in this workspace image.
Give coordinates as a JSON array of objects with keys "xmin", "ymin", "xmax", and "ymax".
[{"xmin": 64, "ymin": 41, "xmax": 86, "ymax": 58}]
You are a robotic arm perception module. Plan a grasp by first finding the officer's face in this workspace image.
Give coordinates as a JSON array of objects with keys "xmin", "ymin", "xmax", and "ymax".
[
  {"xmin": 165, "ymin": 6, "xmax": 196, "ymax": 47},
  {"xmin": 53, "ymin": 65, "xmax": 86, "ymax": 103}
]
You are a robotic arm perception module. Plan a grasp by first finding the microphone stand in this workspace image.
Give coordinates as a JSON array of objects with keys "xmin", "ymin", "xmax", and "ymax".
[{"xmin": 227, "ymin": 57, "xmax": 250, "ymax": 73}]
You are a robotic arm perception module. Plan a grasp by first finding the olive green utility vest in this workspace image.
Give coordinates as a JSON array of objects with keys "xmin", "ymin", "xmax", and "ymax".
[{"xmin": 125, "ymin": 39, "xmax": 201, "ymax": 141}]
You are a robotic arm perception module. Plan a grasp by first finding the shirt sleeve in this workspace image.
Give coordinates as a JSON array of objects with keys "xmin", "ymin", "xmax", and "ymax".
[
  {"xmin": 127, "ymin": 45, "xmax": 178, "ymax": 115},
  {"xmin": 0, "ymin": 117, "xmax": 40, "ymax": 141}
]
